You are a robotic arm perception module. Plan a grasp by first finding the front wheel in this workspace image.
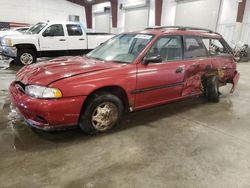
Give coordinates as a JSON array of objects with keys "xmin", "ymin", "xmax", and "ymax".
[
  {"xmin": 79, "ymin": 93, "xmax": 124, "ymax": 134},
  {"xmin": 16, "ymin": 49, "xmax": 37, "ymax": 65}
]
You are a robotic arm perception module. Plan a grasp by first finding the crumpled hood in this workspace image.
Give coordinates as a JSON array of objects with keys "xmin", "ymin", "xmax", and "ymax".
[{"xmin": 16, "ymin": 56, "xmax": 124, "ymax": 86}]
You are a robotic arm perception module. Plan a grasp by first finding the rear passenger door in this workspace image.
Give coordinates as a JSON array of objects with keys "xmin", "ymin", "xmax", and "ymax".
[
  {"xmin": 66, "ymin": 24, "xmax": 87, "ymax": 53},
  {"xmin": 181, "ymin": 36, "xmax": 212, "ymax": 96}
]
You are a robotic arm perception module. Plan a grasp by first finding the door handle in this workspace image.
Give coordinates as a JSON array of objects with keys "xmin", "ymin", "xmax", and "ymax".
[
  {"xmin": 176, "ymin": 67, "xmax": 184, "ymax": 73},
  {"xmin": 59, "ymin": 39, "xmax": 66, "ymax": 41},
  {"xmin": 79, "ymin": 38, "xmax": 85, "ymax": 41}
]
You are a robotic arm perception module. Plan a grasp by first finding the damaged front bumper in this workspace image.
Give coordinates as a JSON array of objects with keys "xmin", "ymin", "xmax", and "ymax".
[
  {"xmin": 0, "ymin": 45, "xmax": 17, "ymax": 58},
  {"xmin": 230, "ymin": 71, "xmax": 240, "ymax": 93}
]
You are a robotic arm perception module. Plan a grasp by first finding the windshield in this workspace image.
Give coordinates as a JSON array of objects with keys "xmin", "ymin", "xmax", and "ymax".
[
  {"xmin": 86, "ymin": 33, "xmax": 154, "ymax": 63},
  {"xmin": 26, "ymin": 22, "xmax": 47, "ymax": 34}
]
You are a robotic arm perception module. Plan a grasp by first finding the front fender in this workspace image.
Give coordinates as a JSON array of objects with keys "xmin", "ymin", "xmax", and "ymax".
[
  {"xmin": 9, "ymin": 35, "xmax": 39, "ymax": 50},
  {"xmin": 49, "ymin": 70, "xmax": 137, "ymax": 107}
]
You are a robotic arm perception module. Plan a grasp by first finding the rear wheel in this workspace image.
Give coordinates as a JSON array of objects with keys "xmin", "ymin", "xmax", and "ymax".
[
  {"xmin": 206, "ymin": 76, "xmax": 219, "ymax": 102},
  {"xmin": 79, "ymin": 93, "xmax": 124, "ymax": 134},
  {"xmin": 16, "ymin": 49, "xmax": 37, "ymax": 65}
]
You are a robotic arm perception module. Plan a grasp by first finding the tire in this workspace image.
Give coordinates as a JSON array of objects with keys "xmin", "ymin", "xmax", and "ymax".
[
  {"xmin": 16, "ymin": 49, "xmax": 37, "ymax": 65},
  {"xmin": 240, "ymin": 52, "xmax": 250, "ymax": 62},
  {"xmin": 79, "ymin": 93, "xmax": 124, "ymax": 134},
  {"xmin": 206, "ymin": 76, "xmax": 219, "ymax": 102}
]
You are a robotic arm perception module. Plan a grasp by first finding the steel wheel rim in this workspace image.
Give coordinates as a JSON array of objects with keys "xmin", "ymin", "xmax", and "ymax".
[
  {"xmin": 20, "ymin": 53, "xmax": 33, "ymax": 65},
  {"xmin": 91, "ymin": 102, "xmax": 118, "ymax": 131}
]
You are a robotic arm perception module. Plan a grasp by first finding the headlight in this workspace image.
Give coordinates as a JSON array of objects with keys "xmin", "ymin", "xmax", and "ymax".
[
  {"xmin": 25, "ymin": 85, "xmax": 62, "ymax": 99},
  {"xmin": 1, "ymin": 38, "xmax": 12, "ymax": 46}
]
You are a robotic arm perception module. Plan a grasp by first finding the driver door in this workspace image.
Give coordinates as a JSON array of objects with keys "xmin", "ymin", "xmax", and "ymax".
[
  {"xmin": 39, "ymin": 24, "xmax": 67, "ymax": 54},
  {"xmin": 135, "ymin": 36, "xmax": 185, "ymax": 109}
]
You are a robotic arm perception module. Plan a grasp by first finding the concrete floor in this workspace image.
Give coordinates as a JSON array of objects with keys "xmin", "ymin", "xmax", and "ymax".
[{"xmin": 0, "ymin": 58, "xmax": 250, "ymax": 188}]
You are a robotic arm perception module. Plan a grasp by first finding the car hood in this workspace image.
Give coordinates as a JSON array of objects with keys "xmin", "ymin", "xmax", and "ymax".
[
  {"xmin": 16, "ymin": 56, "xmax": 125, "ymax": 86},
  {"xmin": 0, "ymin": 30, "xmax": 21, "ymax": 38},
  {"xmin": 3, "ymin": 33, "xmax": 36, "ymax": 40}
]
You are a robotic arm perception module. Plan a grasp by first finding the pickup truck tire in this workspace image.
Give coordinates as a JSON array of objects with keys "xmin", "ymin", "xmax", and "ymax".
[
  {"xmin": 79, "ymin": 93, "xmax": 124, "ymax": 134},
  {"xmin": 16, "ymin": 49, "xmax": 37, "ymax": 65},
  {"xmin": 206, "ymin": 76, "xmax": 219, "ymax": 102}
]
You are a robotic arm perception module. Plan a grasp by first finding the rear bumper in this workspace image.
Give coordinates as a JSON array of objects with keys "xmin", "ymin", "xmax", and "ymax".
[
  {"xmin": 9, "ymin": 82, "xmax": 86, "ymax": 130},
  {"xmin": 230, "ymin": 71, "xmax": 240, "ymax": 93}
]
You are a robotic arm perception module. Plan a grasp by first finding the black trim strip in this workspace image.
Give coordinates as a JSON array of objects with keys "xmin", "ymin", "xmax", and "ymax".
[
  {"xmin": 131, "ymin": 82, "xmax": 184, "ymax": 94},
  {"xmin": 87, "ymin": 32, "xmax": 113, "ymax": 35}
]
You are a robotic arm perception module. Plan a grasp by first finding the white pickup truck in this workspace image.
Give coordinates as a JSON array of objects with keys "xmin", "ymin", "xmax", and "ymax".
[{"xmin": 0, "ymin": 21, "xmax": 114, "ymax": 65}]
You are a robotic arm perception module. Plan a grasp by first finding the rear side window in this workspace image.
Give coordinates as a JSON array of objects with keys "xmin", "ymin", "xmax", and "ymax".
[
  {"xmin": 184, "ymin": 36, "xmax": 207, "ymax": 59},
  {"xmin": 147, "ymin": 36, "xmax": 183, "ymax": 62},
  {"xmin": 66, "ymin": 24, "xmax": 83, "ymax": 36},
  {"xmin": 202, "ymin": 38, "xmax": 230, "ymax": 56}
]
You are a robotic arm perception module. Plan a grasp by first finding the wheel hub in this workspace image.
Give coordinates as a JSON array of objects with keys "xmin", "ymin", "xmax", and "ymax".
[
  {"xmin": 20, "ymin": 53, "xmax": 33, "ymax": 65},
  {"xmin": 91, "ymin": 102, "xmax": 118, "ymax": 131}
]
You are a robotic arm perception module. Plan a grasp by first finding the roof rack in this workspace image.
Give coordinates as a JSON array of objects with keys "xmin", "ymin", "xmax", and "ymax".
[{"xmin": 145, "ymin": 26, "xmax": 215, "ymax": 33}]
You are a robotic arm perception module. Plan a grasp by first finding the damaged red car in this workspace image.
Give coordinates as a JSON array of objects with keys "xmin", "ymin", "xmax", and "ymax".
[{"xmin": 9, "ymin": 26, "xmax": 240, "ymax": 134}]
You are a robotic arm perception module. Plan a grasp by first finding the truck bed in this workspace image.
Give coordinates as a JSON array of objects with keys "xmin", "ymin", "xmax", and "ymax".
[{"xmin": 87, "ymin": 33, "xmax": 115, "ymax": 49}]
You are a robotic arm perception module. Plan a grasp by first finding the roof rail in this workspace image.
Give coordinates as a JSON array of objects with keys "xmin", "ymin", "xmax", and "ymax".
[{"xmin": 145, "ymin": 26, "xmax": 215, "ymax": 33}]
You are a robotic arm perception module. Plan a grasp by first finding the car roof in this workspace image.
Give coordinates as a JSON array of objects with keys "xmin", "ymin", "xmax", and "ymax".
[{"xmin": 132, "ymin": 26, "xmax": 222, "ymax": 39}]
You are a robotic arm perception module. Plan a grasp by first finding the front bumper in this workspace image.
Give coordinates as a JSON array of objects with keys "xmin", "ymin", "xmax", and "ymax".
[
  {"xmin": 0, "ymin": 45, "xmax": 17, "ymax": 58},
  {"xmin": 230, "ymin": 71, "xmax": 240, "ymax": 93},
  {"xmin": 9, "ymin": 81, "xmax": 86, "ymax": 130}
]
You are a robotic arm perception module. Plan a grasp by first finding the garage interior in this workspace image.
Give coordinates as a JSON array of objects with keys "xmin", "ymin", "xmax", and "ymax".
[{"xmin": 1, "ymin": 0, "xmax": 250, "ymax": 187}]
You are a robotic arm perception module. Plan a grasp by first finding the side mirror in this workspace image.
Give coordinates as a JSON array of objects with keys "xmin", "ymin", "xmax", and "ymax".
[{"xmin": 142, "ymin": 55, "xmax": 162, "ymax": 65}]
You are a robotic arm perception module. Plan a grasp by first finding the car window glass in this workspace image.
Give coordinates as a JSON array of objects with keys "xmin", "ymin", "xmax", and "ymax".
[
  {"xmin": 86, "ymin": 34, "xmax": 154, "ymax": 63},
  {"xmin": 147, "ymin": 36, "xmax": 183, "ymax": 62},
  {"xmin": 202, "ymin": 38, "xmax": 229, "ymax": 56},
  {"xmin": 184, "ymin": 36, "xmax": 207, "ymax": 59},
  {"xmin": 66, "ymin": 24, "xmax": 83, "ymax": 36},
  {"xmin": 202, "ymin": 38, "xmax": 210, "ymax": 50},
  {"xmin": 43, "ymin": 24, "xmax": 64, "ymax": 37}
]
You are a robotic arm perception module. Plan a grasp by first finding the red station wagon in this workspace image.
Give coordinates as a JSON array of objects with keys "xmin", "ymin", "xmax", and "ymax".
[{"xmin": 9, "ymin": 26, "xmax": 240, "ymax": 134}]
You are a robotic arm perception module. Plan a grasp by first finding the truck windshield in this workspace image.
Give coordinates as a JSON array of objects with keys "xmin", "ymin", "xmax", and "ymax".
[
  {"xmin": 26, "ymin": 22, "xmax": 47, "ymax": 34},
  {"xmin": 86, "ymin": 34, "xmax": 154, "ymax": 63}
]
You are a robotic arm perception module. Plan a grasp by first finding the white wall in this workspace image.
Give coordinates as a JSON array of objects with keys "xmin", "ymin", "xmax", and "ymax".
[
  {"xmin": 161, "ymin": 0, "xmax": 176, "ymax": 26},
  {"xmin": 117, "ymin": 0, "xmax": 153, "ymax": 32},
  {"xmin": 241, "ymin": 0, "xmax": 250, "ymax": 45},
  {"xmin": 217, "ymin": 0, "xmax": 238, "ymax": 45},
  {"xmin": 148, "ymin": 0, "xmax": 155, "ymax": 27},
  {"xmin": 0, "ymin": 0, "xmax": 86, "ymax": 26},
  {"xmin": 92, "ymin": 2, "xmax": 111, "ymax": 32},
  {"xmin": 175, "ymin": 0, "xmax": 221, "ymax": 30},
  {"xmin": 219, "ymin": 0, "xmax": 238, "ymax": 24}
]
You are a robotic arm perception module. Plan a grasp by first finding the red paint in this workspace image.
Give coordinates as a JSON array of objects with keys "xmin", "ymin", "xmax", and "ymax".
[{"xmin": 9, "ymin": 29, "xmax": 239, "ymax": 129}]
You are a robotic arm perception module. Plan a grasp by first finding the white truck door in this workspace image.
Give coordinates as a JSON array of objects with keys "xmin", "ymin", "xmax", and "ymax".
[
  {"xmin": 39, "ymin": 24, "xmax": 67, "ymax": 51},
  {"xmin": 66, "ymin": 24, "xmax": 87, "ymax": 51}
]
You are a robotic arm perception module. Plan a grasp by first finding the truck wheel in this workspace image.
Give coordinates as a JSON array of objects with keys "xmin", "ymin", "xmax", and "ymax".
[
  {"xmin": 206, "ymin": 76, "xmax": 219, "ymax": 102},
  {"xmin": 79, "ymin": 93, "xmax": 124, "ymax": 134},
  {"xmin": 16, "ymin": 49, "xmax": 37, "ymax": 65}
]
